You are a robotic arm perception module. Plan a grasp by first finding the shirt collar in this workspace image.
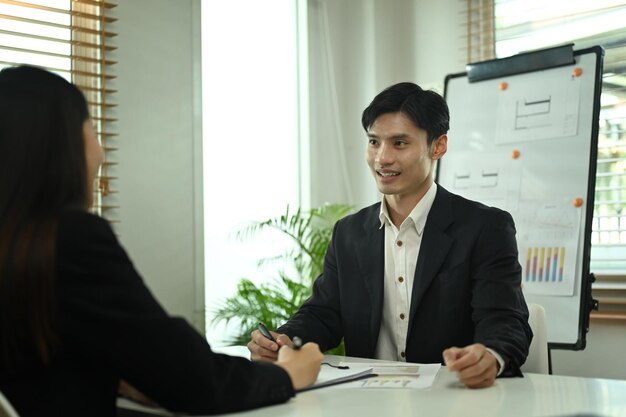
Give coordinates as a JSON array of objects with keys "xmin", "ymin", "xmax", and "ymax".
[{"xmin": 378, "ymin": 183, "xmax": 438, "ymax": 235}]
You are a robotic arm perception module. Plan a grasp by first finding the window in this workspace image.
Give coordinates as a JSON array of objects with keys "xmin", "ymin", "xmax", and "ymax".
[
  {"xmin": 201, "ymin": 0, "xmax": 303, "ymax": 343},
  {"xmin": 492, "ymin": 0, "xmax": 626, "ymax": 319},
  {"xmin": 0, "ymin": 0, "xmax": 117, "ymax": 220}
]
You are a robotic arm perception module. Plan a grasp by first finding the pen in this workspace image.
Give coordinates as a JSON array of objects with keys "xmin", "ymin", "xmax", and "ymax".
[
  {"xmin": 258, "ymin": 322, "xmax": 303, "ymax": 351},
  {"xmin": 258, "ymin": 322, "xmax": 277, "ymax": 343}
]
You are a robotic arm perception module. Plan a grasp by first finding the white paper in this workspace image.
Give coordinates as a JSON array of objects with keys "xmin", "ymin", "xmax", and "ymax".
[
  {"xmin": 495, "ymin": 72, "xmax": 581, "ymax": 144},
  {"xmin": 514, "ymin": 200, "xmax": 582, "ymax": 296},
  {"xmin": 335, "ymin": 362, "xmax": 441, "ymax": 390},
  {"xmin": 338, "ymin": 361, "xmax": 420, "ymax": 376},
  {"xmin": 311, "ymin": 365, "xmax": 373, "ymax": 388}
]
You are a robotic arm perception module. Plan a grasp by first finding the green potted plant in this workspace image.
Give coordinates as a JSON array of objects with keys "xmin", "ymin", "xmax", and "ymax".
[{"xmin": 211, "ymin": 203, "xmax": 352, "ymax": 353}]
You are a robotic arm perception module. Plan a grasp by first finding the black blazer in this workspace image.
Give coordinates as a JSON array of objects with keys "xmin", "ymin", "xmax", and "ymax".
[
  {"xmin": 0, "ymin": 210, "xmax": 294, "ymax": 416},
  {"xmin": 279, "ymin": 186, "xmax": 532, "ymax": 376}
]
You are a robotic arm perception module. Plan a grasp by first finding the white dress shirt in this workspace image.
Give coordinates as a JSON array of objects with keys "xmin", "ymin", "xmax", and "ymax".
[{"xmin": 374, "ymin": 183, "xmax": 437, "ymax": 361}]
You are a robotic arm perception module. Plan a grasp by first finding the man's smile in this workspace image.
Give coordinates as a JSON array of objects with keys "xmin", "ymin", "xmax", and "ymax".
[{"xmin": 376, "ymin": 170, "xmax": 400, "ymax": 177}]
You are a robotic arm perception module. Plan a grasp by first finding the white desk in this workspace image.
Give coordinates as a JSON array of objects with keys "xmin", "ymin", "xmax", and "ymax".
[
  {"xmin": 119, "ymin": 347, "xmax": 626, "ymax": 417},
  {"xmin": 214, "ymin": 348, "xmax": 626, "ymax": 417}
]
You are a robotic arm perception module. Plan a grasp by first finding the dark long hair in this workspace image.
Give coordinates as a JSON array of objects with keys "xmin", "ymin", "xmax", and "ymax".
[{"xmin": 0, "ymin": 66, "xmax": 90, "ymax": 366}]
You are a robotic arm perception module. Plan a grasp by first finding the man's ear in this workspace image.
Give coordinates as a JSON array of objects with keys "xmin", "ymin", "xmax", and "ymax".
[{"xmin": 430, "ymin": 134, "xmax": 448, "ymax": 160}]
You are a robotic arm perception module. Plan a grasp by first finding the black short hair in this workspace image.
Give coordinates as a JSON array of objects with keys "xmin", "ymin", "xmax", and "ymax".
[{"xmin": 361, "ymin": 82, "xmax": 450, "ymax": 145}]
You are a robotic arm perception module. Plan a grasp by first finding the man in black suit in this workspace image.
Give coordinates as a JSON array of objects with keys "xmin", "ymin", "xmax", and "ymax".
[{"xmin": 248, "ymin": 82, "xmax": 532, "ymax": 388}]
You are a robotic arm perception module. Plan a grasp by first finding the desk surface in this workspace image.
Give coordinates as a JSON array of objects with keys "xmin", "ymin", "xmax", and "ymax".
[
  {"xmin": 211, "ymin": 347, "xmax": 626, "ymax": 417},
  {"xmin": 118, "ymin": 347, "xmax": 626, "ymax": 417}
]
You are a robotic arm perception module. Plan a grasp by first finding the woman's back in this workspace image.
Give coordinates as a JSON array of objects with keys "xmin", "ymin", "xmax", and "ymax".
[{"xmin": 1, "ymin": 210, "xmax": 296, "ymax": 416}]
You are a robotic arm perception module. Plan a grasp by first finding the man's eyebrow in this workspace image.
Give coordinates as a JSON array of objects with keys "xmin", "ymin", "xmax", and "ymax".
[
  {"xmin": 390, "ymin": 133, "xmax": 409, "ymax": 139},
  {"xmin": 367, "ymin": 132, "xmax": 410, "ymax": 139}
]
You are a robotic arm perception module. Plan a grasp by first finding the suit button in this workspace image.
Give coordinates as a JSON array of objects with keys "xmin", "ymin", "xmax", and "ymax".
[
  {"xmin": 398, "ymin": 276, "xmax": 404, "ymax": 283},
  {"xmin": 399, "ymin": 313, "xmax": 405, "ymax": 320},
  {"xmin": 400, "ymin": 351, "xmax": 406, "ymax": 358},
  {"xmin": 396, "ymin": 240, "xmax": 403, "ymax": 247}
]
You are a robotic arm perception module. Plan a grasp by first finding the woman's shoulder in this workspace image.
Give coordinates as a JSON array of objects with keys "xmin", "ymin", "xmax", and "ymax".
[
  {"xmin": 58, "ymin": 208, "xmax": 110, "ymax": 230},
  {"xmin": 57, "ymin": 208, "xmax": 115, "ymax": 238},
  {"xmin": 56, "ymin": 208, "xmax": 124, "ymax": 261}
]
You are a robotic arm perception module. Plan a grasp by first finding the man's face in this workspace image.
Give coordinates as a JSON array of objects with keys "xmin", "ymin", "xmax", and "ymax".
[{"xmin": 365, "ymin": 112, "xmax": 446, "ymax": 199}]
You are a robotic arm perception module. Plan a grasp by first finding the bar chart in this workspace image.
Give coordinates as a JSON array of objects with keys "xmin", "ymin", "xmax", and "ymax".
[{"xmin": 524, "ymin": 246, "xmax": 566, "ymax": 282}]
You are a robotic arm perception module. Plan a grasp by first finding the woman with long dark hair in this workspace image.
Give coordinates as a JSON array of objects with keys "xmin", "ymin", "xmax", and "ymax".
[{"xmin": 0, "ymin": 65, "xmax": 322, "ymax": 417}]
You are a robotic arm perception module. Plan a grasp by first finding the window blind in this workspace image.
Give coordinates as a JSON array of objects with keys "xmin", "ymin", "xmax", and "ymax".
[
  {"xmin": 0, "ymin": 0, "xmax": 117, "ymax": 221},
  {"xmin": 465, "ymin": 0, "xmax": 495, "ymax": 63},
  {"xmin": 491, "ymin": 0, "xmax": 626, "ymax": 320}
]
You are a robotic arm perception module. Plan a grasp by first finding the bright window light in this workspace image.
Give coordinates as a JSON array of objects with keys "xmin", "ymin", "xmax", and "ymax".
[{"xmin": 201, "ymin": 1, "xmax": 300, "ymax": 344}]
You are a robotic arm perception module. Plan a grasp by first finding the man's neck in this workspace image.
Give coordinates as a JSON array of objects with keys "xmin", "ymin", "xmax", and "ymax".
[{"xmin": 384, "ymin": 182, "xmax": 433, "ymax": 228}]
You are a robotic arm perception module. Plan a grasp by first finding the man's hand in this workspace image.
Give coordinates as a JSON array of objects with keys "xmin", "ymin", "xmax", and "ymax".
[
  {"xmin": 247, "ymin": 329, "xmax": 292, "ymax": 361},
  {"xmin": 443, "ymin": 343, "xmax": 499, "ymax": 388}
]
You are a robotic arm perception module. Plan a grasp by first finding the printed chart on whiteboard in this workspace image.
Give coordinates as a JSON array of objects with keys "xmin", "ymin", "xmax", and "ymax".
[{"xmin": 513, "ymin": 200, "xmax": 582, "ymax": 296}]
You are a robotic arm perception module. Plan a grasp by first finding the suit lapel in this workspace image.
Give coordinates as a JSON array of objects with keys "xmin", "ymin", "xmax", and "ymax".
[
  {"xmin": 354, "ymin": 205, "xmax": 385, "ymax": 352},
  {"xmin": 408, "ymin": 187, "xmax": 454, "ymax": 338}
]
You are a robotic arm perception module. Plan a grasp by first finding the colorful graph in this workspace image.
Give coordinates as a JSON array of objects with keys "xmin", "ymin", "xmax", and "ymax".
[{"xmin": 524, "ymin": 246, "xmax": 566, "ymax": 282}]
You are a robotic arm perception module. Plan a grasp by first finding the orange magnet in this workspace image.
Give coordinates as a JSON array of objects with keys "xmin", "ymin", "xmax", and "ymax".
[
  {"xmin": 512, "ymin": 149, "xmax": 520, "ymax": 159},
  {"xmin": 499, "ymin": 82, "xmax": 508, "ymax": 91},
  {"xmin": 573, "ymin": 67, "xmax": 583, "ymax": 77},
  {"xmin": 573, "ymin": 197, "xmax": 584, "ymax": 207}
]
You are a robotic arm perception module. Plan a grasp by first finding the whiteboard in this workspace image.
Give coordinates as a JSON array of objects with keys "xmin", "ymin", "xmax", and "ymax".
[{"xmin": 437, "ymin": 46, "xmax": 604, "ymax": 349}]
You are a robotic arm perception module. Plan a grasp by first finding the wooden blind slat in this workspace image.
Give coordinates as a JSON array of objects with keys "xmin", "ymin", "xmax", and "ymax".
[
  {"xmin": 0, "ymin": 14, "xmax": 116, "ymax": 37},
  {"xmin": 0, "ymin": 44, "xmax": 116, "ymax": 65},
  {"xmin": 0, "ymin": 61, "xmax": 116, "ymax": 79},
  {"xmin": 92, "ymin": 117, "xmax": 118, "ymax": 123},
  {"xmin": 0, "ymin": 29, "xmax": 117, "ymax": 50},
  {"xmin": 2, "ymin": 0, "xmax": 116, "ymax": 22},
  {"xmin": 77, "ymin": 84, "xmax": 117, "ymax": 94},
  {"xmin": 590, "ymin": 311, "xmax": 626, "ymax": 320},
  {"xmin": 73, "ymin": 0, "xmax": 116, "ymax": 9}
]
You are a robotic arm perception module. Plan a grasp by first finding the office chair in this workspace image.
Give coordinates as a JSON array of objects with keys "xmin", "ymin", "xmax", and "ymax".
[
  {"xmin": 521, "ymin": 303, "xmax": 550, "ymax": 374},
  {"xmin": 0, "ymin": 390, "xmax": 19, "ymax": 417}
]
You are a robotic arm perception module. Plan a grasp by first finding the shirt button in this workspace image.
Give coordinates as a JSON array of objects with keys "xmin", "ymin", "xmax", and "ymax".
[
  {"xmin": 399, "ymin": 313, "xmax": 405, "ymax": 320},
  {"xmin": 396, "ymin": 240, "xmax": 403, "ymax": 247},
  {"xmin": 398, "ymin": 276, "xmax": 404, "ymax": 283},
  {"xmin": 400, "ymin": 351, "xmax": 406, "ymax": 358}
]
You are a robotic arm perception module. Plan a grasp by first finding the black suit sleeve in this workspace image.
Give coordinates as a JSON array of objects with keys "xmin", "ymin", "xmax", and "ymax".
[
  {"xmin": 56, "ymin": 211, "xmax": 294, "ymax": 415},
  {"xmin": 469, "ymin": 210, "xmax": 532, "ymax": 377},
  {"xmin": 277, "ymin": 222, "xmax": 344, "ymax": 351}
]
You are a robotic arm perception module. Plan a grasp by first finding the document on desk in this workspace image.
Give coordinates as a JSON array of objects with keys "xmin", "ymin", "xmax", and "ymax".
[{"xmin": 336, "ymin": 362, "xmax": 441, "ymax": 389}]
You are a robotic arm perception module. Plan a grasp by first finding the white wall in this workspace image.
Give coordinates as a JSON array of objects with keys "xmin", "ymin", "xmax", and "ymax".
[
  {"xmin": 111, "ymin": 0, "xmax": 205, "ymax": 331},
  {"xmin": 552, "ymin": 320, "xmax": 626, "ymax": 379}
]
